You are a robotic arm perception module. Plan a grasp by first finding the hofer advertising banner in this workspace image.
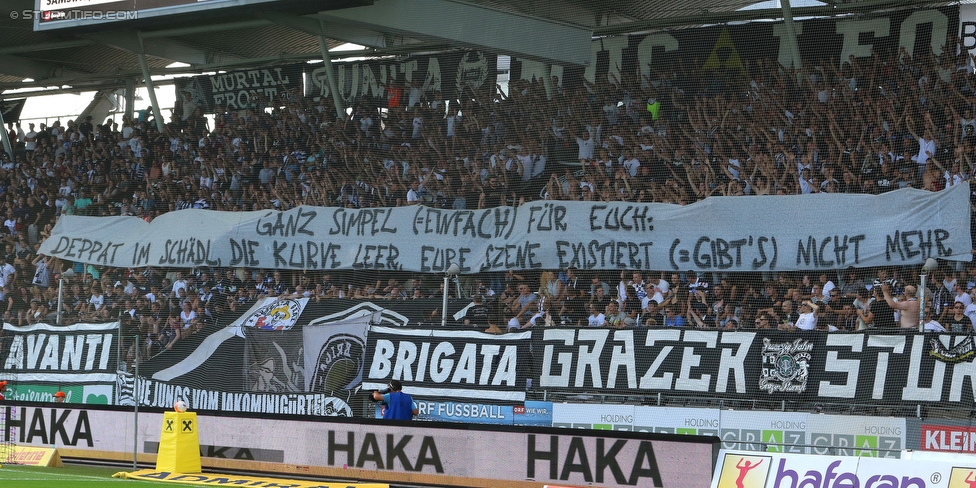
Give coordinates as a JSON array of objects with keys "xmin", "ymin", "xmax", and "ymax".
[{"xmin": 711, "ymin": 450, "xmax": 974, "ymax": 488}]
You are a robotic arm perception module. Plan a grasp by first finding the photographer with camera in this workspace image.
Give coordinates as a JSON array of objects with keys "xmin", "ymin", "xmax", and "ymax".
[
  {"xmin": 880, "ymin": 280, "xmax": 920, "ymax": 329},
  {"xmin": 372, "ymin": 380, "xmax": 418, "ymax": 421}
]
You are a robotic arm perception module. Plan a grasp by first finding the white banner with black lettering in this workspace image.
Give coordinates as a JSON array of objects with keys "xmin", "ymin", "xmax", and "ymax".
[{"xmin": 38, "ymin": 184, "xmax": 972, "ymax": 272}]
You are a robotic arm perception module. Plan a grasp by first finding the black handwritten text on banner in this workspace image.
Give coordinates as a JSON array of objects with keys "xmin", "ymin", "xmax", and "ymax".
[{"xmin": 38, "ymin": 185, "xmax": 972, "ymax": 271}]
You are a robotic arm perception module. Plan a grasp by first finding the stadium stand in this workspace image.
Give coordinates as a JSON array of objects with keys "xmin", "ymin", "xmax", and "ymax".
[{"xmin": 1, "ymin": 31, "xmax": 975, "ymax": 348}]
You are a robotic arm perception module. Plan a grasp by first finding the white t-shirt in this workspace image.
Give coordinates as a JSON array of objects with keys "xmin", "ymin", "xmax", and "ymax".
[
  {"xmin": 924, "ymin": 320, "xmax": 946, "ymax": 332},
  {"xmin": 795, "ymin": 311, "xmax": 817, "ymax": 330},
  {"xmin": 587, "ymin": 313, "xmax": 606, "ymax": 327},
  {"xmin": 576, "ymin": 137, "xmax": 595, "ymax": 160},
  {"xmin": 915, "ymin": 137, "xmax": 936, "ymax": 165},
  {"xmin": 180, "ymin": 310, "xmax": 197, "ymax": 329},
  {"xmin": 0, "ymin": 262, "xmax": 15, "ymax": 285},
  {"xmin": 172, "ymin": 279, "xmax": 187, "ymax": 299},
  {"xmin": 622, "ymin": 157, "xmax": 641, "ymax": 177},
  {"xmin": 821, "ymin": 281, "xmax": 835, "ymax": 299}
]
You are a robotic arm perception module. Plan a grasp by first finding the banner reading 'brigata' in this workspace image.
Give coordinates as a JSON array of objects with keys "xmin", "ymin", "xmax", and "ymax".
[{"xmin": 38, "ymin": 184, "xmax": 972, "ymax": 272}]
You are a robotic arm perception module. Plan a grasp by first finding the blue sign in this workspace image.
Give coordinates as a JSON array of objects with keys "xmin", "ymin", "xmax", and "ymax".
[
  {"xmin": 376, "ymin": 400, "xmax": 514, "ymax": 424},
  {"xmin": 514, "ymin": 401, "xmax": 552, "ymax": 427}
]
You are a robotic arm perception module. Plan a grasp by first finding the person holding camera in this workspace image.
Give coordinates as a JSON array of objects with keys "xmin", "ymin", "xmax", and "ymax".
[{"xmin": 372, "ymin": 380, "xmax": 418, "ymax": 421}]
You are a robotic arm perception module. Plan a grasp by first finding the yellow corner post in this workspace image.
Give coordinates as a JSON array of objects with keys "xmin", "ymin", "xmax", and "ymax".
[{"xmin": 156, "ymin": 411, "xmax": 201, "ymax": 473}]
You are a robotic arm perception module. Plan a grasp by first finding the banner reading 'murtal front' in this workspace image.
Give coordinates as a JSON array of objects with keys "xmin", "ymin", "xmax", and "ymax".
[{"xmin": 38, "ymin": 184, "xmax": 972, "ymax": 272}]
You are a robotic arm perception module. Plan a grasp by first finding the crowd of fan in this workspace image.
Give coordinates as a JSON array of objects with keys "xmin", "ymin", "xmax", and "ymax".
[
  {"xmin": 0, "ymin": 41, "xmax": 974, "ymax": 363},
  {"xmin": 483, "ymin": 265, "xmax": 976, "ymax": 335}
]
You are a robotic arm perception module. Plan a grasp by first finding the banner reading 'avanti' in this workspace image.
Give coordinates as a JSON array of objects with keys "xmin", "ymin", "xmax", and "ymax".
[{"xmin": 39, "ymin": 184, "xmax": 972, "ymax": 272}]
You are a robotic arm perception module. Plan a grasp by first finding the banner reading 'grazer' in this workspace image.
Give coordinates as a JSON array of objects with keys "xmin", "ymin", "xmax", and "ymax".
[
  {"xmin": 38, "ymin": 184, "xmax": 972, "ymax": 272},
  {"xmin": 531, "ymin": 328, "xmax": 976, "ymax": 406}
]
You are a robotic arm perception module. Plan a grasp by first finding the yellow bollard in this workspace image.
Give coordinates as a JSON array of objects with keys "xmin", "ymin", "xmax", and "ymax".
[{"xmin": 155, "ymin": 411, "xmax": 201, "ymax": 473}]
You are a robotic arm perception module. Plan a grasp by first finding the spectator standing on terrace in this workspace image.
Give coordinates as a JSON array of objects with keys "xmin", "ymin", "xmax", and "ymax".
[
  {"xmin": 794, "ymin": 301, "xmax": 819, "ymax": 330},
  {"xmin": 506, "ymin": 283, "xmax": 537, "ymax": 331},
  {"xmin": 463, "ymin": 294, "xmax": 492, "ymax": 331},
  {"xmin": 372, "ymin": 379, "xmax": 417, "ymax": 421},
  {"xmin": 663, "ymin": 307, "xmax": 685, "ymax": 327},
  {"xmin": 944, "ymin": 302, "xmax": 974, "ymax": 333},
  {"xmin": 586, "ymin": 303, "xmax": 606, "ymax": 327},
  {"xmin": 881, "ymin": 282, "xmax": 920, "ymax": 329}
]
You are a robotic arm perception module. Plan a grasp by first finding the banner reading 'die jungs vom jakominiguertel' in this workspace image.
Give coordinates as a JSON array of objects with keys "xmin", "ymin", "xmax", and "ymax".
[
  {"xmin": 174, "ymin": 64, "xmax": 303, "ymax": 114},
  {"xmin": 711, "ymin": 450, "xmax": 974, "ymax": 488},
  {"xmin": 116, "ymin": 298, "xmax": 403, "ymax": 417},
  {"xmin": 0, "ymin": 322, "xmax": 118, "ymax": 403},
  {"xmin": 363, "ymin": 326, "xmax": 532, "ymax": 402},
  {"xmin": 37, "ymin": 184, "xmax": 972, "ymax": 272},
  {"xmin": 531, "ymin": 329, "xmax": 976, "ymax": 407}
]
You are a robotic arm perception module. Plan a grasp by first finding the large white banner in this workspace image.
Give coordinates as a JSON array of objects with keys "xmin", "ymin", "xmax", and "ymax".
[{"xmin": 39, "ymin": 185, "xmax": 972, "ymax": 272}]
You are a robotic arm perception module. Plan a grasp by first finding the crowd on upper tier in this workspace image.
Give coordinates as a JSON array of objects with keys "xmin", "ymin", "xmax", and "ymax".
[{"xmin": 0, "ymin": 38, "xmax": 974, "ymax": 363}]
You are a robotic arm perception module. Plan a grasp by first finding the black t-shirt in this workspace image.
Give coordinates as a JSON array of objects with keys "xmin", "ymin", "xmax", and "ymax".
[
  {"xmin": 749, "ymin": 295, "xmax": 774, "ymax": 313},
  {"xmin": 870, "ymin": 299, "xmax": 897, "ymax": 328},
  {"xmin": 79, "ymin": 121, "xmax": 94, "ymax": 137},
  {"xmin": 464, "ymin": 303, "xmax": 490, "ymax": 326},
  {"xmin": 945, "ymin": 314, "xmax": 974, "ymax": 333}
]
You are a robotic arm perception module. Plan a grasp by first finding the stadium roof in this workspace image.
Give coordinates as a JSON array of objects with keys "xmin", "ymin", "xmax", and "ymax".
[{"xmin": 0, "ymin": 0, "xmax": 941, "ymax": 95}]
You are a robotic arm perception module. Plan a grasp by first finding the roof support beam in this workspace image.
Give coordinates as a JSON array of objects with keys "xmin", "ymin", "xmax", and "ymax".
[
  {"xmin": 0, "ymin": 39, "xmax": 95, "ymax": 55},
  {"xmin": 135, "ymin": 34, "xmax": 166, "ymax": 133},
  {"xmin": 140, "ymin": 20, "xmax": 272, "ymax": 39},
  {"xmin": 780, "ymin": 0, "xmax": 803, "ymax": 76},
  {"xmin": 317, "ymin": 27, "xmax": 346, "ymax": 118},
  {"xmin": 594, "ymin": 0, "xmax": 918, "ymax": 36},
  {"xmin": 0, "ymin": 54, "xmax": 86, "ymax": 82},
  {"xmin": 318, "ymin": 0, "xmax": 592, "ymax": 66},
  {"xmin": 85, "ymin": 29, "xmax": 242, "ymax": 66},
  {"xmin": 0, "ymin": 107, "xmax": 12, "ymax": 159},
  {"xmin": 260, "ymin": 12, "xmax": 388, "ymax": 49}
]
